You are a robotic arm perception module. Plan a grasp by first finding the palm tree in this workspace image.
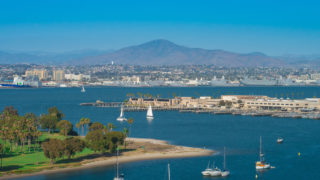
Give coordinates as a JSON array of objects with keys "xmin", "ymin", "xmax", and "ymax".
[
  {"xmin": 76, "ymin": 123, "xmax": 81, "ymax": 136},
  {"xmin": 80, "ymin": 118, "xmax": 85, "ymax": 136},
  {"xmin": 84, "ymin": 118, "xmax": 91, "ymax": 135},
  {"xmin": 122, "ymin": 127, "xmax": 129, "ymax": 149},
  {"xmin": 107, "ymin": 123, "xmax": 116, "ymax": 132},
  {"xmin": 127, "ymin": 118, "xmax": 134, "ymax": 138}
]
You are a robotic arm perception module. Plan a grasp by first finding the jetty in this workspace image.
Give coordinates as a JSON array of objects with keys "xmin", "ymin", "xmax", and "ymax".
[{"xmin": 80, "ymin": 95, "xmax": 320, "ymax": 120}]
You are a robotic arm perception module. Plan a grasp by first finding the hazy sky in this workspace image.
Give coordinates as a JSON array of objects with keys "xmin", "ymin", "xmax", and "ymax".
[{"xmin": 0, "ymin": 0, "xmax": 319, "ymax": 55}]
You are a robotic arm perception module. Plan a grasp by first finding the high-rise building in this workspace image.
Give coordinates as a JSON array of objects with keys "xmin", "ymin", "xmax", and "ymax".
[
  {"xmin": 25, "ymin": 69, "xmax": 48, "ymax": 80},
  {"xmin": 53, "ymin": 70, "xmax": 65, "ymax": 81}
]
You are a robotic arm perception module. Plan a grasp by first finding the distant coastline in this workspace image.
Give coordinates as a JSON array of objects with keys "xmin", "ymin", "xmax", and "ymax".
[{"xmin": 1, "ymin": 138, "xmax": 214, "ymax": 180}]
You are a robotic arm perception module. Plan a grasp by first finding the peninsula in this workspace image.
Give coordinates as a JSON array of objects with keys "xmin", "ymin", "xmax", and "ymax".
[{"xmin": 1, "ymin": 137, "xmax": 213, "ymax": 180}]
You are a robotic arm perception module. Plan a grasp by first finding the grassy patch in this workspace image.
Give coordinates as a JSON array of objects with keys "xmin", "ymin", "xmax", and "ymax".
[{"xmin": 0, "ymin": 133, "xmax": 97, "ymax": 176}]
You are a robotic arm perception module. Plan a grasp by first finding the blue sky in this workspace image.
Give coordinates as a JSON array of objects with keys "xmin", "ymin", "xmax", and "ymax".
[{"xmin": 0, "ymin": 0, "xmax": 319, "ymax": 55}]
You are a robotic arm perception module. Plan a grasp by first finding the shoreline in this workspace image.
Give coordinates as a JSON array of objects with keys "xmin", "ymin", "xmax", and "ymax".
[{"xmin": 1, "ymin": 137, "xmax": 214, "ymax": 179}]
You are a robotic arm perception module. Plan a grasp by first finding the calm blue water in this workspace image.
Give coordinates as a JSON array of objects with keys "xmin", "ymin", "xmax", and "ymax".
[{"xmin": 1, "ymin": 86, "xmax": 320, "ymax": 180}]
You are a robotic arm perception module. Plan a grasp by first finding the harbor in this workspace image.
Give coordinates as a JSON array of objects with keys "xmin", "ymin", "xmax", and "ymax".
[{"xmin": 80, "ymin": 94, "xmax": 320, "ymax": 120}]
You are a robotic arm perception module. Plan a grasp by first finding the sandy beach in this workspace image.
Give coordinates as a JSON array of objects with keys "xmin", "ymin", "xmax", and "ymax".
[{"xmin": 2, "ymin": 137, "xmax": 214, "ymax": 179}]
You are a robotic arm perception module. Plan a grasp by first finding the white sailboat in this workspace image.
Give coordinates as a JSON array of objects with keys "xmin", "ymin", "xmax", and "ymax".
[
  {"xmin": 146, "ymin": 105, "xmax": 154, "ymax": 120},
  {"xmin": 201, "ymin": 161, "xmax": 221, "ymax": 177},
  {"xmin": 117, "ymin": 105, "xmax": 127, "ymax": 122},
  {"xmin": 81, "ymin": 85, "xmax": 85, "ymax": 93},
  {"xmin": 221, "ymin": 147, "xmax": 230, "ymax": 177},
  {"xmin": 201, "ymin": 161, "xmax": 213, "ymax": 176},
  {"xmin": 114, "ymin": 148, "xmax": 124, "ymax": 180},
  {"xmin": 256, "ymin": 136, "xmax": 271, "ymax": 170}
]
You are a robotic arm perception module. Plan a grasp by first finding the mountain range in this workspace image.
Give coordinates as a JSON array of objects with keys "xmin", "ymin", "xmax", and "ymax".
[{"xmin": 1, "ymin": 39, "xmax": 319, "ymax": 67}]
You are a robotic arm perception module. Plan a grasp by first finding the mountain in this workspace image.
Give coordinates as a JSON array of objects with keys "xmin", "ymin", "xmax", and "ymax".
[
  {"xmin": 75, "ymin": 39, "xmax": 285, "ymax": 67},
  {"xmin": 1, "ymin": 39, "xmax": 319, "ymax": 67}
]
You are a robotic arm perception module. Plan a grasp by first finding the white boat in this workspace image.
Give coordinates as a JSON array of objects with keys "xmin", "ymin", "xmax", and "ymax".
[
  {"xmin": 209, "ymin": 167, "xmax": 222, "ymax": 177},
  {"xmin": 81, "ymin": 85, "xmax": 85, "ymax": 93},
  {"xmin": 221, "ymin": 147, "xmax": 230, "ymax": 177},
  {"xmin": 201, "ymin": 161, "xmax": 221, "ymax": 177},
  {"xmin": 146, "ymin": 105, "xmax": 154, "ymax": 120},
  {"xmin": 114, "ymin": 148, "xmax": 124, "ymax": 180},
  {"xmin": 117, "ymin": 105, "xmax": 127, "ymax": 122},
  {"xmin": 201, "ymin": 161, "xmax": 213, "ymax": 176},
  {"xmin": 256, "ymin": 136, "xmax": 271, "ymax": 170},
  {"xmin": 277, "ymin": 137, "xmax": 284, "ymax": 144}
]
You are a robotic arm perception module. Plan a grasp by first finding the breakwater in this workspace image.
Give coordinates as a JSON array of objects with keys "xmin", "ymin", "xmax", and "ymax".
[{"xmin": 80, "ymin": 102, "xmax": 320, "ymax": 120}]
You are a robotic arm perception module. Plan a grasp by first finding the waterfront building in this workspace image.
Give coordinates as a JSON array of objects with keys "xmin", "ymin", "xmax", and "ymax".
[
  {"xmin": 243, "ymin": 98, "xmax": 320, "ymax": 111},
  {"xmin": 25, "ymin": 69, "xmax": 48, "ymax": 80},
  {"xmin": 64, "ymin": 74, "xmax": 83, "ymax": 81},
  {"xmin": 53, "ymin": 70, "xmax": 65, "ymax": 81}
]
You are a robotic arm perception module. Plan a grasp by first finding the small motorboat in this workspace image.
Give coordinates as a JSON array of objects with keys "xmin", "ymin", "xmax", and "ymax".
[{"xmin": 277, "ymin": 137, "xmax": 284, "ymax": 144}]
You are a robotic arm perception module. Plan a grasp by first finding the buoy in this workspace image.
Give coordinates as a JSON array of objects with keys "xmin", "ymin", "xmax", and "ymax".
[{"xmin": 298, "ymin": 152, "xmax": 301, "ymax": 156}]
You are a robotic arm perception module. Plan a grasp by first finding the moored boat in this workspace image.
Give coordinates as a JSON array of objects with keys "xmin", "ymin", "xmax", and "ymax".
[
  {"xmin": 256, "ymin": 136, "xmax": 271, "ymax": 170},
  {"xmin": 117, "ymin": 105, "xmax": 127, "ymax": 122},
  {"xmin": 277, "ymin": 137, "xmax": 284, "ymax": 143},
  {"xmin": 146, "ymin": 105, "xmax": 154, "ymax": 120},
  {"xmin": 221, "ymin": 147, "xmax": 230, "ymax": 177}
]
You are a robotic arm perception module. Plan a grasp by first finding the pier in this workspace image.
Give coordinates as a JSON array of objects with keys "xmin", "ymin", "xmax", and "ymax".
[{"xmin": 80, "ymin": 101, "xmax": 320, "ymax": 120}]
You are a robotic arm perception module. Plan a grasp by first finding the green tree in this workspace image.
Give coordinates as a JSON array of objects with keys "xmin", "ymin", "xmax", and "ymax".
[
  {"xmin": 80, "ymin": 117, "xmax": 90, "ymax": 136},
  {"xmin": 40, "ymin": 107, "xmax": 64, "ymax": 133},
  {"xmin": 106, "ymin": 131, "xmax": 125, "ymax": 153},
  {"xmin": 127, "ymin": 118, "xmax": 134, "ymax": 138},
  {"xmin": 63, "ymin": 137, "xmax": 85, "ymax": 159},
  {"xmin": 76, "ymin": 123, "xmax": 81, "ymax": 136},
  {"xmin": 89, "ymin": 122, "xmax": 106, "ymax": 132},
  {"xmin": 57, "ymin": 120, "xmax": 73, "ymax": 136},
  {"xmin": 0, "ymin": 143, "xmax": 4, "ymax": 169},
  {"xmin": 48, "ymin": 107, "xmax": 64, "ymax": 121},
  {"xmin": 40, "ymin": 114, "xmax": 57, "ymax": 134},
  {"xmin": 107, "ymin": 123, "xmax": 116, "ymax": 132},
  {"xmin": 122, "ymin": 127, "xmax": 129, "ymax": 149},
  {"xmin": 42, "ymin": 139, "xmax": 65, "ymax": 164},
  {"xmin": 85, "ymin": 130, "xmax": 109, "ymax": 153}
]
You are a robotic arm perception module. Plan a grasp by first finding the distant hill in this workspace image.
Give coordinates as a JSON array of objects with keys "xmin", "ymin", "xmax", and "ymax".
[
  {"xmin": 1, "ymin": 39, "xmax": 319, "ymax": 67},
  {"xmin": 75, "ymin": 39, "xmax": 285, "ymax": 67}
]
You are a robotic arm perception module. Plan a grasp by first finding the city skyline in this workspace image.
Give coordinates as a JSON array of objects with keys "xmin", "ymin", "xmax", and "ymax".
[{"xmin": 0, "ymin": 0, "xmax": 319, "ymax": 55}]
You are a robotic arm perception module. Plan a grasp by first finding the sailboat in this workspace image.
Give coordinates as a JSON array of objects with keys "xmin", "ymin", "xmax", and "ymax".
[
  {"xmin": 221, "ymin": 147, "xmax": 230, "ymax": 177},
  {"xmin": 146, "ymin": 105, "xmax": 154, "ymax": 120},
  {"xmin": 117, "ymin": 105, "xmax": 127, "ymax": 122},
  {"xmin": 256, "ymin": 136, "xmax": 271, "ymax": 170},
  {"xmin": 81, "ymin": 85, "xmax": 86, "ymax": 93},
  {"xmin": 201, "ymin": 161, "xmax": 213, "ymax": 176},
  {"xmin": 114, "ymin": 148, "xmax": 124, "ymax": 180},
  {"xmin": 201, "ymin": 161, "xmax": 221, "ymax": 177}
]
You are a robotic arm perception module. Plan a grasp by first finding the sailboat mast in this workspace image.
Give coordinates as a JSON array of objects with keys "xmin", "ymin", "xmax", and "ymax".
[
  {"xmin": 116, "ymin": 148, "xmax": 119, "ymax": 178},
  {"xmin": 168, "ymin": 164, "xmax": 171, "ymax": 180},
  {"xmin": 224, "ymin": 147, "xmax": 226, "ymax": 170},
  {"xmin": 260, "ymin": 136, "xmax": 262, "ymax": 162}
]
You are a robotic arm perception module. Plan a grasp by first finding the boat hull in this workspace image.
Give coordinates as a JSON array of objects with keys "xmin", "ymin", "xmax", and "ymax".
[
  {"xmin": 117, "ymin": 117, "xmax": 127, "ymax": 122},
  {"xmin": 221, "ymin": 171, "xmax": 230, "ymax": 177}
]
